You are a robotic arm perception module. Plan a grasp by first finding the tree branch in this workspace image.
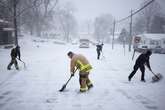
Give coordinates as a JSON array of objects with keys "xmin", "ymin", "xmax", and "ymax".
[
  {"xmin": 0, "ymin": 0, "xmax": 13, "ymax": 13},
  {"xmin": 15, "ymin": 0, "xmax": 42, "ymax": 18}
]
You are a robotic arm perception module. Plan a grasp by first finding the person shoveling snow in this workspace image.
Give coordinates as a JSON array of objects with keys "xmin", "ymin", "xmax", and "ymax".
[
  {"xmin": 7, "ymin": 45, "xmax": 21, "ymax": 70},
  {"xmin": 128, "ymin": 50, "xmax": 163, "ymax": 82},
  {"xmin": 66, "ymin": 51, "xmax": 93, "ymax": 92}
]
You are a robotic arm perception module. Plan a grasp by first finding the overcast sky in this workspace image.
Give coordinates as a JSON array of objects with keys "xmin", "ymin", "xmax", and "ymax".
[{"xmin": 61, "ymin": 0, "xmax": 144, "ymax": 22}]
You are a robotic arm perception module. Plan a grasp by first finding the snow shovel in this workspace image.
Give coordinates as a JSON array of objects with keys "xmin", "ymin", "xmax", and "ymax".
[
  {"xmin": 59, "ymin": 75, "xmax": 73, "ymax": 92},
  {"xmin": 150, "ymin": 71, "xmax": 163, "ymax": 82},
  {"xmin": 101, "ymin": 52, "xmax": 105, "ymax": 59},
  {"xmin": 132, "ymin": 50, "xmax": 136, "ymax": 60},
  {"xmin": 17, "ymin": 58, "xmax": 27, "ymax": 69},
  {"xmin": 59, "ymin": 69, "xmax": 78, "ymax": 92}
]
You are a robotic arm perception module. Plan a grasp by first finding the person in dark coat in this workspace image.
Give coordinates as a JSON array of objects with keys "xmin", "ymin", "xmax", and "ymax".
[
  {"xmin": 128, "ymin": 50, "xmax": 152, "ymax": 82},
  {"xmin": 7, "ymin": 45, "xmax": 21, "ymax": 70},
  {"xmin": 96, "ymin": 43, "xmax": 104, "ymax": 60}
]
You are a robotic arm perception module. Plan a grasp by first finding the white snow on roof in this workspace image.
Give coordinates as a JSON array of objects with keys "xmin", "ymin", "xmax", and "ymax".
[
  {"xmin": 0, "ymin": 19, "xmax": 9, "ymax": 24},
  {"xmin": 3, "ymin": 28, "xmax": 14, "ymax": 31},
  {"xmin": 136, "ymin": 33, "xmax": 165, "ymax": 40}
]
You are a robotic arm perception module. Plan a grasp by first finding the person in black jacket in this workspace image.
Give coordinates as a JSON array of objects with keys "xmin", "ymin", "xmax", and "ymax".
[
  {"xmin": 96, "ymin": 43, "xmax": 104, "ymax": 60},
  {"xmin": 128, "ymin": 50, "xmax": 152, "ymax": 82},
  {"xmin": 7, "ymin": 45, "xmax": 21, "ymax": 70}
]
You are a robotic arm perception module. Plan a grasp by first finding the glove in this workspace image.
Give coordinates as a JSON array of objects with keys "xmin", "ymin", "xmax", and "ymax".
[
  {"xmin": 71, "ymin": 74, "xmax": 74, "ymax": 77},
  {"xmin": 71, "ymin": 72, "xmax": 74, "ymax": 77}
]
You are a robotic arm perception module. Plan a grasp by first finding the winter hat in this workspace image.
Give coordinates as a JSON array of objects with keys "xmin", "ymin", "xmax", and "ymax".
[
  {"xmin": 67, "ymin": 51, "xmax": 73, "ymax": 56},
  {"xmin": 146, "ymin": 50, "xmax": 152, "ymax": 56}
]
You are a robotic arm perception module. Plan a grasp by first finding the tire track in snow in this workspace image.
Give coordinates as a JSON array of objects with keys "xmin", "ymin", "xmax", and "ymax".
[
  {"xmin": 0, "ymin": 71, "xmax": 18, "ymax": 87},
  {"xmin": 103, "ymin": 75, "xmax": 159, "ymax": 110},
  {"xmin": 0, "ymin": 70, "xmax": 21, "ymax": 109},
  {"xmin": 116, "ymin": 87, "xmax": 158, "ymax": 110}
]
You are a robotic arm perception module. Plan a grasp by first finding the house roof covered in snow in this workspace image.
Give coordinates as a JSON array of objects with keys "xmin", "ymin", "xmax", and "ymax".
[{"xmin": 136, "ymin": 33, "xmax": 165, "ymax": 40}]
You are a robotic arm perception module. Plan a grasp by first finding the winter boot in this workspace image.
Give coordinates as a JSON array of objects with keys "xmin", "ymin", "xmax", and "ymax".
[
  {"xmin": 80, "ymin": 86, "xmax": 88, "ymax": 92},
  {"xmin": 88, "ymin": 84, "xmax": 93, "ymax": 89},
  {"xmin": 7, "ymin": 64, "xmax": 11, "ymax": 70},
  {"xmin": 7, "ymin": 67, "xmax": 11, "ymax": 70},
  {"xmin": 141, "ymin": 79, "xmax": 146, "ymax": 82}
]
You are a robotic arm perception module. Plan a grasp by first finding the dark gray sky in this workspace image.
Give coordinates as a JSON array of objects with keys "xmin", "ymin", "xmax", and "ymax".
[{"xmin": 62, "ymin": 0, "xmax": 144, "ymax": 22}]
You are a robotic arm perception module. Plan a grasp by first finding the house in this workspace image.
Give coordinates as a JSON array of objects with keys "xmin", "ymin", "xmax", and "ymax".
[
  {"xmin": 0, "ymin": 19, "xmax": 14, "ymax": 45},
  {"xmin": 133, "ymin": 33, "xmax": 165, "ymax": 54}
]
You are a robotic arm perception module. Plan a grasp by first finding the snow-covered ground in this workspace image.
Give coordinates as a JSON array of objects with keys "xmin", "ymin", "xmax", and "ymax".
[{"xmin": 0, "ymin": 36, "xmax": 165, "ymax": 110}]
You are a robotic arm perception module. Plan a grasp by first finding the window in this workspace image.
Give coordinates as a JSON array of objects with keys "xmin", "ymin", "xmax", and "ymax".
[
  {"xmin": 150, "ymin": 40, "xmax": 159, "ymax": 45},
  {"xmin": 150, "ymin": 40, "xmax": 155, "ymax": 45},
  {"xmin": 143, "ymin": 41, "xmax": 145, "ymax": 44},
  {"xmin": 155, "ymin": 41, "xmax": 159, "ymax": 45}
]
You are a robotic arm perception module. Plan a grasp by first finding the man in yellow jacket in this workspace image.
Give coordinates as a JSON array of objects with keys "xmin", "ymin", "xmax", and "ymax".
[{"xmin": 67, "ymin": 51, "xmax": 93, "ymax": 92}]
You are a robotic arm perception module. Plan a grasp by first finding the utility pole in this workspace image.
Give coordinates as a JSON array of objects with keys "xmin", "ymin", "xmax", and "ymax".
[
  {"xmin": 13, "ymin": 0, "xmax": 18, "ymax": 45},
  {"xmin": 87, "ymin": 22, "xmax": 90, "ymax": 35},
  {"xmin": 112, "ymin": 20, "xmax": 116, "ymax": 49},
  {"xmin": 123, "ymin": 36, "xmax": 126, "ymax": 56},
  {"xmin": 128, "ymin": 10, "xmax": 133, "ymax": 52}
]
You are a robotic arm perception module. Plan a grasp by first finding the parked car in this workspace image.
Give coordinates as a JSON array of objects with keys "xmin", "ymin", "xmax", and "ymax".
[{"xmin": 79, "ymin": 39, "xmax": 90, "ymax": 48}]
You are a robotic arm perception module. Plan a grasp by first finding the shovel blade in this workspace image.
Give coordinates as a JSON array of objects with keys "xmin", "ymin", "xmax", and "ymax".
[
  {"xmin": 59, "ymin": 84, "xmax": 66, "ymax": 92},
  {"xmin": 152, "ymin": 73, "xmax": 163, "ymax": 83}
]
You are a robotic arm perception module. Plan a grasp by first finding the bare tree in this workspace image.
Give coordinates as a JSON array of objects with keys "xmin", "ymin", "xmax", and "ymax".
[
  {"xmin": 1, "ymin": 0, "xmax": 78, "ymax": 42},
  {"xmin": 150, "ymin": 15, "xmax": 165, "ymax": 33},
  {"xmin": 55, "ymin": 2, "xmax": 78, "ymax": 42},
  {"xmin": 142, "ymin": 0, "xmax": 161, "ymax": 32},
  {"xmin": 133, "ymin": 0, "xmax": 162, "ymax": 34},
  {"xmin": 19, "ymin": 0, "xmax": 58, "ymax": 36},
  {"xmin": 94, "ymin": 14, "xmax": 114, "ymax": 43}
]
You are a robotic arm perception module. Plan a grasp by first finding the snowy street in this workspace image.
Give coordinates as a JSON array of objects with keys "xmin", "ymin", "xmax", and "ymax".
[{"xmin": 0, "ymin": 37, "xmax": 165, "ymax": 110}]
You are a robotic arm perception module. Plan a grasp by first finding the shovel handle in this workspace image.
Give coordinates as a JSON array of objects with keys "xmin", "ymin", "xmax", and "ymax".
[
  {"xmin": 151, "ymin": 70, "xmax": 156, "ymax": 75},
  {"xmin": 59, "ymin": 68, "xmax": 78, "ymax": 92},
  {"xmin": 150, "ymin": 71, "xmax": 159, "ymax": 79}
]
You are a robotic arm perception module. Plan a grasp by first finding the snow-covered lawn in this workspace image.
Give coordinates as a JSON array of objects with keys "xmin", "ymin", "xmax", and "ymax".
[{"xmin": 0, "ymin": 36, "xmax": 165, "ymax": 110}]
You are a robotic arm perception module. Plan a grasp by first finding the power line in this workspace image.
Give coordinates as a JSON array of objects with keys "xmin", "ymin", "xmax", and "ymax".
[{"xmin": 116, "ymin": 0, "xmax": 155, "ymax": 23}]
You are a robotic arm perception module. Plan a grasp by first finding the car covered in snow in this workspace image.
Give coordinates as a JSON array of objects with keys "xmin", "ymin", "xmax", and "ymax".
[{"xmin": 79, "ymin": 39, "xmax": 90, "ymax": 48}]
